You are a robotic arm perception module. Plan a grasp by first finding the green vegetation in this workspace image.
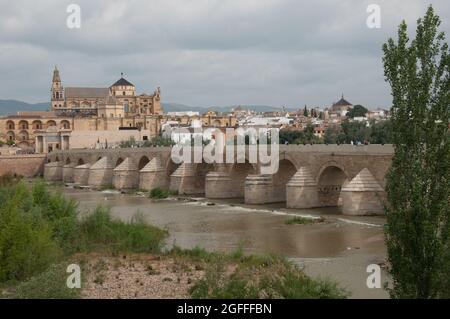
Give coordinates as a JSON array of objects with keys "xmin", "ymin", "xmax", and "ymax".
[
  {"xmin": 0, "ymin": 179, "xmax": 168, "ymax": 288},
  {"xmin": 76, "ymin": 208, "xmax": 168, "ymax": 254},
  {"xmin": 280, "ymin": 124, "xmax": 323, "ymax": 145},
  {"xmin": 324, "ymin": 120, "xmax": 393, "ymax": 144},
  {"xmin": 149, "ymin": 187, "xmax": 176, "ymax": 199},
  {"xmin": 14, "ymin": 263, "xmax": 81, "ymax": 299},
  {"xmin": 119, "ymin": 136, "xmax": 175, "ymax": 148},
  {"xmin": 180, "ymin": 247, "xmax": 348, "ymax": 299},
  {"xmin": 382, "ymin": 6, "xmax": 450, "ymax": 298},
  {"xmin": 285, "ymin": 216, "xmax": 324, "ymax": 225},
  {"xmin": 346, "ymin": 105, "xmax": 368, "ymax": 118},
  {"xmin": 0, "ymin": 179, "xmax": 347, "ymax": 299},
  {"xmin": 143, "ymin": 136, "xmax": 175, "ymax": 147},
  {"xmin": 119, "ymin": 136, "xmax": 138, "ymax": 148}
]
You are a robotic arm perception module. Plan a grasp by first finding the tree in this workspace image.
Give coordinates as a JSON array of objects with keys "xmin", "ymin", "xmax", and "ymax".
[
  {"xmin": 382, "ymin": 6, "xmax": 450, "ymax": 298},
  {"xmin": 346, "ymin": 104, "xmax": 368, "ymax": 118},
  {"xmin": 369, "ymin": 120, "xmax": 393, "ymax": 144},
  {"xmin": 340, "ymin": 121, "xmax": 369, "ymax": 143}
]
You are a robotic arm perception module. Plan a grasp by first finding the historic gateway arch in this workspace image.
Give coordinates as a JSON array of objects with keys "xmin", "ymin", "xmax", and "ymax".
[{"xmin": 44, "ymin": 144, "xmax": 394, "ymax": 216}]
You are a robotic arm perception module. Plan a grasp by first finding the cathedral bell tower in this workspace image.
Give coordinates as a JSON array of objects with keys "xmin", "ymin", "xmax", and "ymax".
[{"xmin": 51, "ymin": 66, "xmax": 64, "ymax": 110}]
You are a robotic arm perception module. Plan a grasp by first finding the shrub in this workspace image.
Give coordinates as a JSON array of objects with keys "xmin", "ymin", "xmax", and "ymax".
[
  {"xmin": 190, "ymin": 253, "xmax": 348, "ymax": 299},
  {"xmin": 0, "ymin": 205, "xmax": 60, "ymax": 283},
  {"xmin": 14, "ymin": 263, "xmax": 80, "ymax": 299},
  {"xmin": 0, "ymin": 181, "xmax": 168, "ymax": 287},
  {"xmin": 77, "ymin": 207, "xmax": 168, "ymax": 254},
  {"xmin": 149, "ymin": 187, "xmax": 175, "ymax": 199}
]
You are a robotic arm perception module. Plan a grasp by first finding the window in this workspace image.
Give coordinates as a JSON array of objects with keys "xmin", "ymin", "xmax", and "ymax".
[
  {"xmin": 123, "ymin": 91, "xmax": 126, "ymax": 96},
  {"xmin": 143, "ymin": 136, "xmax": 148, "ymax": 141}
]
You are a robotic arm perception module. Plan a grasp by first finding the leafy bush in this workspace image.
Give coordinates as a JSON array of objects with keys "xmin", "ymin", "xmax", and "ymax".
[
  {"xmin": 77, "ymin": 207, "xmax": 168, "ymax": 253},
  {"xmin": 0, "ymin": 182, "xmax": 61, "ymax": 283},
  {"xmin": 0, "ymin": 180, "xmax": 168, "ymax": 287}
]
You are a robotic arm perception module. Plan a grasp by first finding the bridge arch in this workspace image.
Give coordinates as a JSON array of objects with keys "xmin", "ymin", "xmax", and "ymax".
[
  {"xmin": 229, "ymin": 161, "xmax": 258, "ymax": 199},
  {"xmin": 115, "ymin": 157, "xmax": 124, "ymax": 167},
  {"xmin": 316, "ymin": 162, "xmax": 350, "ymax": 208},
  {"xmin": 138, "ymin": 156, "xmax": 150, "ymax": 170},
  {"xmin": 272, "ymin": 159, "xmax": 297, "ymax": 202}
]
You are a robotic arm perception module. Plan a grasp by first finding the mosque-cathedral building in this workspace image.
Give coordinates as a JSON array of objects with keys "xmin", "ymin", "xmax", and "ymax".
[{"xmin": 0, "ymin": 67, "xmax": 236, "ymax": 153}]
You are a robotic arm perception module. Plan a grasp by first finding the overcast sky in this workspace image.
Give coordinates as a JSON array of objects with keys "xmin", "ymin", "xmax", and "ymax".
[{"xmin": 0, "ymin": 0, "xmax": 448, "ymax": 108}]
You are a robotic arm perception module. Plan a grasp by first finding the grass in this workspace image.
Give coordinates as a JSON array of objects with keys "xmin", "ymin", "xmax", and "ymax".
[
  {"xmin": 76, "ymin": 208, "xmax": 168, "ymax": 254},
  {"xmin": 149, "ymin": 187, "xmax": 176, "ymax": 199},
  {"xmin": 169, "ymin": 246, "xmax": 348, "ymax": 299},
  {"xmin": 285, "ymin": 216, "xmax": 325, "ymax": 225},
  {"xmin": 180, "ymin": 247, "xmax": 348, "ymax": 299},
  {"xmin": 13, "ymin": 263, "xmax": 81, "ymax": 299}
]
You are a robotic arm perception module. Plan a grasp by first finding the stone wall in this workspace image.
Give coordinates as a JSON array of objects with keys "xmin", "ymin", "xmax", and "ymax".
[{"xmin": 0, "ymin": 154, "xmax": 46, "ymax": 177}]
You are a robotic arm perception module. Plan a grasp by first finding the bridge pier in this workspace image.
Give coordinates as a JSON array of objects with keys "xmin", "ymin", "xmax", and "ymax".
[
  {"xmin": 62, "ymin": 163, "xmax": 76, "ymax": 183},
  {"xmin": 113, "ymin": 158, "xmax": 139, "ymax": 190},
  {"xmin": 88, "ymin": 157, "xmax": 114, "ymax": 189},
  {"xmin": 341, "ymin": 168, "xmax": 385, "ymax": 215},
  {"xmin": 205, "ymin": 165, "xmax": 244, "ymax": 198},
  {"xmin": 170, "ymin": 163, "xmax": 206, "ymax": 195},
  {"xmin": 139, "ymin": 157, "xmax": 168, "ymax": 190},
  {"xmin": 73, "ymin": 164, "xmax": 90, "ymax": 186},
  {"xmin": 244, "ymin": 174, "xmax": 275, "ymax": 204},
  {"xmin": 286, "ymin": 167, "xmax": 319, "ymax": 208},
  {"xmin": 43, "ymin": 161, "xmax": 63, "ymax": 181}
]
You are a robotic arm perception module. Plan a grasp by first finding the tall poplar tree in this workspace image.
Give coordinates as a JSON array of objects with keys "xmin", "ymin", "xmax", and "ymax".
[{"xmin": 382, "ymin": 6, "xmax": 450, "ymax": 298}]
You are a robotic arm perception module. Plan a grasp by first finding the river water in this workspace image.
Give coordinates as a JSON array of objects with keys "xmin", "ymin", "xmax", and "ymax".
[{"xmin": 62, "ymin": 187, "xmax": 389, "ymax": 298}]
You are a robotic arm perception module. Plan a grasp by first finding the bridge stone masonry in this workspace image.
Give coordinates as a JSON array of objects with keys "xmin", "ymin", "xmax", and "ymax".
[{"xmin": 44, "ymin": 144, "xmax": 394, "ymax": 216}]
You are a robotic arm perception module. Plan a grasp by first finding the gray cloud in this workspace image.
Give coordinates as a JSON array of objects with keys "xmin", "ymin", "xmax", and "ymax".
[{"xmin": 0, "ymin": 0, "xmax": 449, "ymax": 108}]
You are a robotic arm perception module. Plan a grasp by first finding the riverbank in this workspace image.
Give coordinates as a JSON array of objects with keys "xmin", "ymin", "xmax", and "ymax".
[
  {"xmin": 0, "ymin": 179, "xmax": 349, "ymax": 299},
  {"xmin": 59, "ymin": 184, "xmax": 390, "ymax": 298}
]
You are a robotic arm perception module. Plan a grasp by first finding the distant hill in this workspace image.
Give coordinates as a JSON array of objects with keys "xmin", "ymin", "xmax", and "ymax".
[
  {"xmin": 0, "ymin": 99, "xmax": 293, "ymax": 116},
  {"xmin": 0, "ymin": 99, "xmax": 49, "ymax": 115},
  {"xmin": 162, "ymin": 103, "xmax": 295, "ymax": 114}
]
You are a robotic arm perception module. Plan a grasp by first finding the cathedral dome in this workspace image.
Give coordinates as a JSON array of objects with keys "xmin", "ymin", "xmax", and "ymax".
[{"xmin": 110, "ymin": 74, "xmax": 134, "ymax": 88}]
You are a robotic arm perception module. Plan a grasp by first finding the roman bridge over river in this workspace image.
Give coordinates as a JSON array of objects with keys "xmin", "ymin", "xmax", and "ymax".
[{"xmin": 43, "ymin": 144, "xmax": 394, "ymax": 216}]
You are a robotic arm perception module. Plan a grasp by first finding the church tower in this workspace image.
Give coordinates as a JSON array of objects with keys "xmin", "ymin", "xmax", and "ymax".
[{"xmin": 51, "ymin": 66, "xmax": 64, "ymax": 110}]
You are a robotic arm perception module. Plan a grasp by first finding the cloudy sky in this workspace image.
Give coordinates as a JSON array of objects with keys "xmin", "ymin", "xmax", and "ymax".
[{"xmin": 0, "ymin": 0, "xmax": 449, "ymax": 108}]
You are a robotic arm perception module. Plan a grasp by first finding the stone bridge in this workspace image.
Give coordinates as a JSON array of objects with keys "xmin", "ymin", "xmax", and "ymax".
[{"xmin": 44, "ymin": 144, "xmax": 394, "ymax": 216}]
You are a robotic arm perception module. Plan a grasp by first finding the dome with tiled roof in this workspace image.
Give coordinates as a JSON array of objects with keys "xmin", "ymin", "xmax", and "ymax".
[
  {"xmin": 331, "ymin": 94, "xmax": 352, "ymax": 112},
  {"xmin": 333, "ymin": 94, "xmax": 352, "ymax": 107},
  {"xmin": 110, "ymin": 73, "xmax": 134, "ymax": 87}
]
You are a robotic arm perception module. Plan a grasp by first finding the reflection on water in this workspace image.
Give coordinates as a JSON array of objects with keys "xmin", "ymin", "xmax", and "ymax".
[{"xmin": 63, "ymin": 188, "xmax": 385, "ymax": 258}]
